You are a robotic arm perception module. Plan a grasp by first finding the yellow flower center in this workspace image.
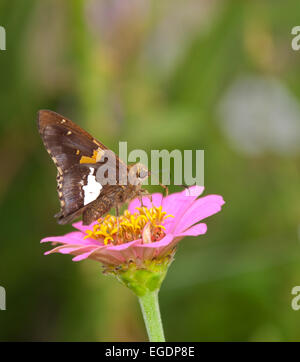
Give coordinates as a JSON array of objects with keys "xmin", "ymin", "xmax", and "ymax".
[{"xmin": 84, "ymin": 206, "xmax": 173, "ymax": 245}]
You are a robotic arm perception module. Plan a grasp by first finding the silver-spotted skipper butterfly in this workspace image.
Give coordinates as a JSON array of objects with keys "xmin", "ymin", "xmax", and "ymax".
[{"xmin": 37, "ymin": 110, "xmax": 151, "ymax": 225}]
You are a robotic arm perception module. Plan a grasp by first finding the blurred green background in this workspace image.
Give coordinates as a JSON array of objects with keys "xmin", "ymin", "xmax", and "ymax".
[{"xmin": 0, "ymin": 0, "xmax": 300, "ymax": 341}]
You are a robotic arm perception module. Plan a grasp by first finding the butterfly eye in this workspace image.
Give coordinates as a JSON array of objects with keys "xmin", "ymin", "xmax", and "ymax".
[{"xmin": 138, "ymin": 169, "xmax": 148, "ymax": 179}]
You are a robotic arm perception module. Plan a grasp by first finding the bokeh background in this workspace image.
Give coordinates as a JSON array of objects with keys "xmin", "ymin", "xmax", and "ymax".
[{"xmin": 0, "ymin": 0, "xmax": 300, "ymax": 341}]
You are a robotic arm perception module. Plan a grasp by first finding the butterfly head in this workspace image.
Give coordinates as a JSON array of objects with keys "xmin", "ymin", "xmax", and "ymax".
[{"xmin": 129, "ymin": 163, "xmax": 149, "ymax": 185}]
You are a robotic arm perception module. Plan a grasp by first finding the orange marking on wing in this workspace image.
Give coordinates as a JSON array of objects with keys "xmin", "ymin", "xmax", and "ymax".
[{"xmin": 79, "ymin": 148, "xmax": 104, "ymax": 164}]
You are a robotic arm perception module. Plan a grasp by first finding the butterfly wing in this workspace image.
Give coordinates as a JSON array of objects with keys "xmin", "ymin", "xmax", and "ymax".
[
  {"xmin": 38, "ymin": 109, "xmax": 109, "ymax": 168},
  {"xmin": 37, "ymin": 110, "xmax": 126, "ymax": 224}
]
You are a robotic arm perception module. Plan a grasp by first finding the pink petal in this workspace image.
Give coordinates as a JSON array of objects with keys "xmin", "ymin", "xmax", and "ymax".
[
  {"xmin": 72, "ymin": 221, "xmax": 98, "ymax": 232},
  {"xmin": 142, "ymin": 193, "xmax": 163, "ymax": 208},
  {"xmin": 41, "ymin": 231, "xmax": 101, "ymax": 246},
  {"xmin": 128, "ymin": 198, "xmax": 141, "ymax": 214},
  {"xmin": 134, "ymin": 246, "xmax": 156, "ymax": 261},
  {"xmin": 91, "ymin": 248, "xmax": 128, "ymax": 264},
  {"xmin": 105, "ymin": 239, "xmax": 141, "ymax": 251},
  {"xmin": 58, "ymin": 246, "xmax": 86, "ymax": 254},
  {"xmin": 174, "ymin": 195, "xmax": 225, "ymax": 234},
  {"xmin": 183, "ymin": 185, "xmax": 204, "ymax": 197},
  {"xmin": 128, "ymin": 193, "xmax": 163, "ymax": 214},
  {"xmin": 135, "ymin": 234, "xmax": 182, "ymax": 259},
  {"xmin": 41, "ymin": 232, "xmax": 86, "ymax": 245},
  {"xmin": 175, "ymin": 223, "xmax": 207, "ymax": 237},
  {"xmin": 72, "ymin": 246, "xmax": 104, "ymax": 261},
  {"xmin": 44, "ymin": 244, "xmax": 87, "ymax": 255},
  {"xmin": 157, "ymin": 236, "xmax": 183, "ymax": 258},
  {"xmin": 72, "ymin": 252, "xmax": 94, "ymax": 262},
  {"xmin": 162, "ymin": 196, "xmax": 192, "ymax": 223},
  {"xmin": 162, "ymin": 186, "xmax": 204, "ymax": 221},
  {"xmin": 135, "ymin": 234, "xmax": 174, "ymax": 249},
  {"xmin": 90, "ymin": 253, "xmax": 125, "ymax": 265},
  {"xmin": 45, "ymin": 243, "xmax": 103, "ymax": 261}
]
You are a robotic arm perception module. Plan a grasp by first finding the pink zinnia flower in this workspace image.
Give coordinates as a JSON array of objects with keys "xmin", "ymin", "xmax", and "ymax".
[{"xmin": 41, "ymin": 186, "xmax": 225, "ymax": 268}]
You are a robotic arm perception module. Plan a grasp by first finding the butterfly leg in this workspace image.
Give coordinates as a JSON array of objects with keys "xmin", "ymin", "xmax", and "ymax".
[
  {"xmin": 139, "ymin": 195, "xmax": 144, "ymax": 207},
  {"xmin": 138, "ymin": 188, "xmax": 152, "ymax": 207},
  {"xmin": 159, "ymin": 183, "xmax": 169, "ymax": 196},
  {"xmin": 147, "ymin": 193, "xmax": 153, "ymax": 207}
]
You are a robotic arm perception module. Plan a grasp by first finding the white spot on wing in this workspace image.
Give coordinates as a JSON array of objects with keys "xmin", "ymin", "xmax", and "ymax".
[{"xmin": 83, "ymin": 168, "xmax": 102, "ymax": 205}]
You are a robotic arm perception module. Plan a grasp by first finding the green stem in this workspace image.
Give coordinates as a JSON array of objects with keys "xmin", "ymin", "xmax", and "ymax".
[{"xmin": 138, "ymin": 290, "xmax": 165, "ymax": 342}]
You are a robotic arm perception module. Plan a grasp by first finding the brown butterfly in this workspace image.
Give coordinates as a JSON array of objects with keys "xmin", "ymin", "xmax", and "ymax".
[{"xmin": 37, "ymin": 110, "xmax": 151, "ymax": 225}]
